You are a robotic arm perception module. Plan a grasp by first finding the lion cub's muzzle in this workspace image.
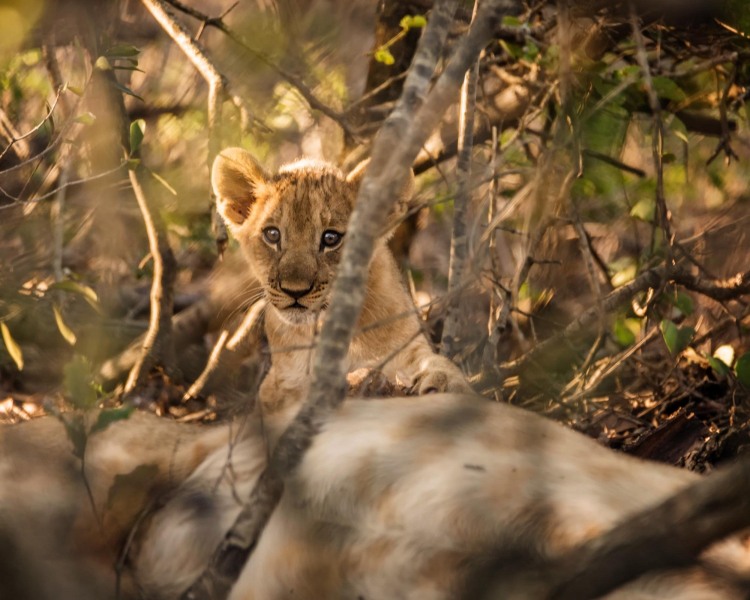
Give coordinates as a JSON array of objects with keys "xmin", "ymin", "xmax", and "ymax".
[
  {"xmin": 280, "ymin": 283, "xmax": 314, "ymax": 309},
  {"xmin": 269, "ymin": 281, "xmax": 327, "ymax": 323}
]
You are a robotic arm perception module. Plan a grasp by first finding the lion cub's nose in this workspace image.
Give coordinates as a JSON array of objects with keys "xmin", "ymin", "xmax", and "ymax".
[{"xmin": 280, "ymin": 283, "xmax": 314, "ymax": 300}]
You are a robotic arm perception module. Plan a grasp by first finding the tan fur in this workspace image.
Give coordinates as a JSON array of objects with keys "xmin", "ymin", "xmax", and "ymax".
[
  {"xmin": 136, "ymin": 396, "xmax": 749, "ymax": 599},
  {"xmin": 211, "ymin": 148, "xmax": 471, "ymax": 443},
  {"xmin": 3, "ymin": 396, "xmax": 750, "ymax": 599},
  {"xmin": 0, "ymin": 411, "xmax": 238, "ymax": 599}
]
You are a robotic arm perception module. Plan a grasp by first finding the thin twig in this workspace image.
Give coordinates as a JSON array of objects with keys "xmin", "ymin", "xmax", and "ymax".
[
  {"xmin": 630, "ymin": 6, "xmax": 673, "ymax": 258},
  {"xmin": 123, "ymin": 163, "xmax": 178, "ymax": 393},
  {"xmin": 0, "ymin": 86, "xmax": 64, "ymax": 163},
  {"xmin": 183, "ymin": 299, "xmax": 266, "ymax": 401}
]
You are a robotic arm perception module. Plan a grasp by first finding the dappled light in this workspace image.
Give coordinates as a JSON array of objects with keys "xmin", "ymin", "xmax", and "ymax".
[{"xmin": 2, "ymin": 0, "xmax": 750, "ymax": 598}]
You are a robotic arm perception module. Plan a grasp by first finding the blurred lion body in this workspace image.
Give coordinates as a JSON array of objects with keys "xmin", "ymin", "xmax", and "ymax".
[{"xmin": 2, "ymin": 396, "xmax": 750, "ymax": 599}]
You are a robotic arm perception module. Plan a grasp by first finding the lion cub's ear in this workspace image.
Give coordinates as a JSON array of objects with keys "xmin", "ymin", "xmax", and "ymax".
[
  {"xmin": 212, "ymin": 148, "xmax": 269, "ymax": 228},
  {"xmin": 346, "ymin": 159, "xmax": 415, "ymax": 237}
]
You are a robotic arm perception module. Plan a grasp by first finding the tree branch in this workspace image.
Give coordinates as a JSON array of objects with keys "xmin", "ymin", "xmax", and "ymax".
[
  {"xmin": 140, "ymin": 0, "xmax": 246, "ymax": 253},
  {"xmin": 441, "ymin": 0, "xmax": 480, "ymax": 360},
  {"xmin": 123, "ymin": 163, "xmax": 178, "ymax": 393},
  {"xmin": 180, "ymin": 1, "xmax": 529, "ymax": 597},
  {"xmin": 485, "ymin": 453, "xmax": 750, "ymax": 599},
  {"xmin": 475, "ymin": 263, "xmax": 750, "ymax": 389}
]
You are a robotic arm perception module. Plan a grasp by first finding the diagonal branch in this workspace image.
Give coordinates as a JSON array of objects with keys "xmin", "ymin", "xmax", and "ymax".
[
  {"xmin": 180, "ymin": 1, "xmax": 527, "ymax": 597},
  {"xmin": 485, "ymin": 453, "xmax": 750, "ymax": 599}
]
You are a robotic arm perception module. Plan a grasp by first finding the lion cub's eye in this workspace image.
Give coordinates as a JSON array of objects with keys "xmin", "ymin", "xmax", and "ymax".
[
  {"xmin": 263, "ymin": 226, "xmax": 281, "ymax": 246},
  {"xmin": 321, "ymin": 230, "xmax": 343, "ymax": 250}
]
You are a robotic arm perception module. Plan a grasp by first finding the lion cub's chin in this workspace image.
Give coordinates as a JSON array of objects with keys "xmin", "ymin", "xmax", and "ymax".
[{"xmin": 274, "ymin": 305, "xmax": 323, "ymax": 326}]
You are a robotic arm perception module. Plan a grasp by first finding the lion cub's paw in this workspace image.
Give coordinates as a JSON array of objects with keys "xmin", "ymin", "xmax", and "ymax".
[
  {"xmin": 412, "ymin": 367, "xmax": 472, "ymax": 396},
  {"xmin": 348, "ymin": 368, "xmax": 408, "ymax": 397}
]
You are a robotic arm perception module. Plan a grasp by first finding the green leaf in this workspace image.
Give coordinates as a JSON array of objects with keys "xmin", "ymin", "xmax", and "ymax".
[
  {"xmin": 0, "ymin": 322, "xmax": 23, "ymax": 370},
  {"xmin": 63, "ymin": 356, "xmax": 98, "ymax": 410},
  {"xmin": 74, "ymin": 111, "xmax": 96, "ymax": 126},
  {"xmin": 104, "ymin": 44, "xmax": 141, "ymax": 58},
  {"xmin": 113, "ymin": 64, "xmax": 145, "ymax": 73},
  {"xmin": 630, "ymin": 197, "xmax": 655, "ymax": 222},
  {"xmin": 91, "ymin": 406, "xmax": 135, "ymax": 435},
  {"xmin": 669, "ymin": 116, "xmax": 689, "ymax": 144},
  {"xmin": 499, "ymin": 39, "xmax": 522, "ymax": 60},
  {"xmin": 660, "ymin": 320, "xmax": 695, "ymax": 357},
  {"xmin": 735, "ymin": 353, "xmax": 750, "ymax": 387},
  {"xmin": 374, "ymin": 47, "xmax": 395, "ymax": 65},
  {"xmin": 400, "ymin": 14, "xmax": 427, "ymax": 30},
  {"xmin": 67, "ymin": 85, "xmax": 84, "ymax": 96},
  {"xmin": 651, "ymin": 76, "xmax": 687, "ymax": 102},
  {"xmin": 523, "ymin": 41, "xmax": 540, "ymax": 61},
  {"xmin": 61, "ymin": 414, "xmax": 87, "ymax": 460},
  {"xmin": 150, "ymin": 170, "xmax": 177, "ymax": 195},
  {"xmin": 613, "ymin": 317, "xmax": 636, "ymax": 347},
  {"xmin": 672, "ymin": 292, "xmax": 694, "ymax": 317},
  {"xmin": 609, "ymin": 257, "xmax": 638, "ymax": 287},
  {"xmin": 53, "ymin": 304, "xmax": 77, "ymax": 346},
  {"xmin": 713, "ymin": 344, "xmax": 735, "ymax": 368},
  {"xmin": 49, "ymin": 280, "xmax": 99, "ymax": 309},
  {"xmin": 707, "ymin": 355, "xmax": 730, "ymax": 377},
  {"xmin": 111, "ymin": 79, "xmax": 143, "ymax": 101},
  {"xmin": 94, "ymin": 56, "xmax": 112, "ymax": 71},
  {"xmin": 502, "ymin": 15, "xmax": 522, "ymax": 26},
  {"xmin": 130, "ymin": 119, "xmax": 145, "ymax": 155}
]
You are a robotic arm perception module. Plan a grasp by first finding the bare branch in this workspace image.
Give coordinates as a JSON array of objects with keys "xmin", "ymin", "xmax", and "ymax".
[
  {"xmin": 183, "ymin": 299, "xmax": 266, "ymax": 402},
  {"xmin": 475, "ymin": 263, "xmax": 750, "ymax": 389},
  {"xmin": 124, "ymin": 164, "xmax": 178, "ymax": 393},
  {"xmin": 441, "ymin": 0, "xmax": 480, "ymax": 360},
  {"xmin": 487, "ymin": 453, "xmax": 750, "ymax": 600},
  {"xmin": 140, "ymin": 0, "xmax": 238, "ymax": 253}
]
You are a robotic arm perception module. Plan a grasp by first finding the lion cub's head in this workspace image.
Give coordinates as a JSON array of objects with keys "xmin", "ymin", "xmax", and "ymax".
[{"xmin": 212, "ymin": 148, "xmax": 412, "ymax": 324}]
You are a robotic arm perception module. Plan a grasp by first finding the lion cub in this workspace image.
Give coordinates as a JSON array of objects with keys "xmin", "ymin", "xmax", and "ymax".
[{"xmin": 212, "ymin": 148, "xmax": 470, "ymax": 440}]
